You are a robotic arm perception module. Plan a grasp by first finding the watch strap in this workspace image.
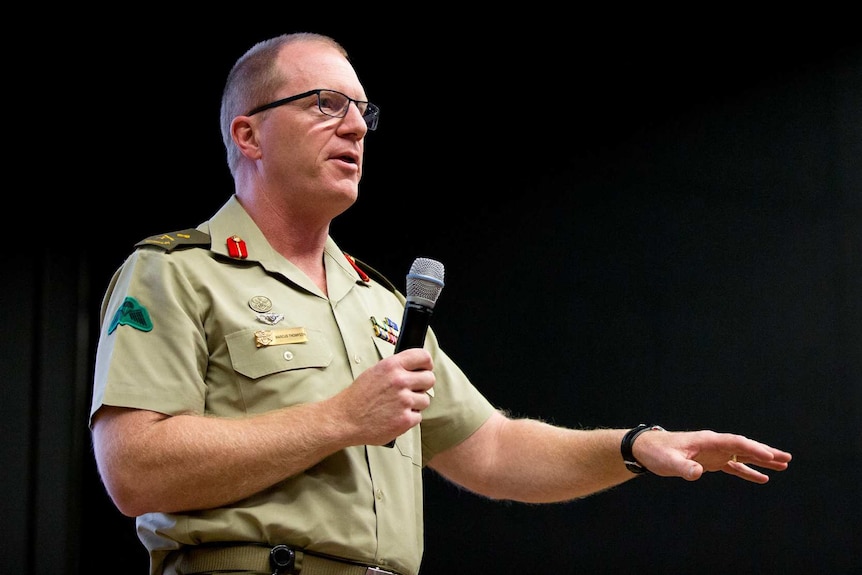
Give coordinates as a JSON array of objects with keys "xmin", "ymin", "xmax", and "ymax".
[{"xmin": 621, "ymin": 424, "xmax": 665, "ymax": 474}]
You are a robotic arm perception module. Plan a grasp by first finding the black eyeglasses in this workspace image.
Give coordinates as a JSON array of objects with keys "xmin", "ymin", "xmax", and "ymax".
[{"xmin": 246, "ymin": 88, "xmax": 379, "ymax": 131}]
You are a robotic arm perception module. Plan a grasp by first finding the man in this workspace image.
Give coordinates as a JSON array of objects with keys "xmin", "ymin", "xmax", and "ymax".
[{"xmin": 90, "ymin": 32, "xmax": 792, "ymax": 575}]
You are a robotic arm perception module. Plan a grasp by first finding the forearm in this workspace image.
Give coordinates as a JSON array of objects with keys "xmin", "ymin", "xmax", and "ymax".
[
  {"xmin": 432, "ymin": 412, "xmax": 792, "ymax": 499},
  {"xmin": 94, "ymin": 350, "xmax": 437, "ymax": 517},
  {"xmin": 431, "ymin": 414, "xmax": 635, "ymax": 503},
  {"xmin": 93, "ymin": 401, "xmax": 355, "ymax": 517}
]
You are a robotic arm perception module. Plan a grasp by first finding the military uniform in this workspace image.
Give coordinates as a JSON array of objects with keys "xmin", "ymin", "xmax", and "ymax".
[{"xmin": 90, "ymin": 195, "xmax": 497, "ymax": 575}]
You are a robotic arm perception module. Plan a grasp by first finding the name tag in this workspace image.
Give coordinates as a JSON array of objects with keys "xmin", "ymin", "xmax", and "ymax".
[{"xmin": 254, "ymin": 327, "xmax": 308, "ymax": 347}]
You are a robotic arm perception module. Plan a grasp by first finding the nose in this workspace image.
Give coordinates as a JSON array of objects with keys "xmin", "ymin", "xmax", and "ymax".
[{"xmin": 339, "ymin": 101, "xmax": 369, "ymax": 136}]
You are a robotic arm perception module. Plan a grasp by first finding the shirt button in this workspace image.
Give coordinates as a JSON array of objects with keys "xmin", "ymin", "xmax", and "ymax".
[
  {"xmin": 375, "ymin": 489, "xmax": 384, "ymax": 500},
  {"xmin": 283, "ymin": 351, "xmax": 294, "ymax": 361},
  {"xmin": 354, "ymin": 353, "xmax": 362, "ymax": 364}
]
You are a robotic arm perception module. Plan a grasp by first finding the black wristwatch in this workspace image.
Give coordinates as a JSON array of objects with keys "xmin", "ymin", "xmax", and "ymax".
[{"xmin": 620, "ymin": 424, "xmax": 665, "ymax": 474}]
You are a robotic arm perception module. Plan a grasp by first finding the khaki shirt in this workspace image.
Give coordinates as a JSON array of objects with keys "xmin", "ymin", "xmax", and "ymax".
[{"xmin": 90, "ymin": 195, "xmax": 497, "ymax": 575}]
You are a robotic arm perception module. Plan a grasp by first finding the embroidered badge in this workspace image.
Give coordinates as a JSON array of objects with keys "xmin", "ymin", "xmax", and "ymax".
[{"xmin": 108, "ymin": 296, "xmax": 154, "ymax": 334}]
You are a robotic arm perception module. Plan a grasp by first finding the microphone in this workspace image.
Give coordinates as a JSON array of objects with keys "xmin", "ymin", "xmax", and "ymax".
[
  {"xmin": 394, "ymin": 257, "xmax": 445, "ymax": 353},
  {"xmin": 385, "ymin": 257, "xmax": 445, "ymax": 447}
]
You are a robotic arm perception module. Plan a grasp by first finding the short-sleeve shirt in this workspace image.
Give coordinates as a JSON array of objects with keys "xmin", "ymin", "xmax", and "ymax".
[{"xmin": 90, "ymin": 195, "xmax": 497, "ymax": 575}]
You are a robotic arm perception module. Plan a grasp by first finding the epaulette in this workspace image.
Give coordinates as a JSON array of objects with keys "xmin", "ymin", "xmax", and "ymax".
[
  {"xmin": 135, "ymin": 228, "xmax": 211, "ymax": 252},
  {"xmin": 349, "ymin": 255, "xmax": 399, "ymax": 294}
]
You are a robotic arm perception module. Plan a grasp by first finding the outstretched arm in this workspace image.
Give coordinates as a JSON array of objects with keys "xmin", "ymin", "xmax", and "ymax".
[{"xmin": 427, "ymin": 411, "xmax": 791, "ymax": 503}]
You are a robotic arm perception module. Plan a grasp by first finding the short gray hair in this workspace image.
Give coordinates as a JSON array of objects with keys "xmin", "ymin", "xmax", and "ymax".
[{"xmin": 219, "ymin": 33, "xmax": 348, "ymax": 177}]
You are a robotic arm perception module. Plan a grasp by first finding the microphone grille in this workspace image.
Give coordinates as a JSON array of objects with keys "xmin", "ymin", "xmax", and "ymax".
[{"xmin": 405, "ymin": 257, "xmax": 445, "ymax": 308}]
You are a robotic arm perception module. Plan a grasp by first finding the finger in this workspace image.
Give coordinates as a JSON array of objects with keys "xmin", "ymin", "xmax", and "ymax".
[
  {"xmin": 725, "ymin": 460, "xmax": 770, "ymax": 484},
  {"xmin": 395, "ymin": 347, "xmax": 434, "ymax": 371},
  {"xmin": 729, "ymin": 438, "xmax": 792, "ymax": 464},
  {"xmin": 407, "ymin": 370, "xmax": 435, "ymax": 395},
  {"xmin": 410, "ymin": 392, "xmax": 432, "ymax": 413},
  {"xmin": 729, "ymin": 453, "xmax": 791, "ymax": 472}
]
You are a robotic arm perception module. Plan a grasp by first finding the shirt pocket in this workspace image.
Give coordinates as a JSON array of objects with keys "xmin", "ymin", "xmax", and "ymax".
[
  {"xmin": 226, "ymin": 327, "xmax": 333, "ymax": 379},
  {"xmin": 224, "ymin": 327, "xmax": 335, "ymax": 410}
]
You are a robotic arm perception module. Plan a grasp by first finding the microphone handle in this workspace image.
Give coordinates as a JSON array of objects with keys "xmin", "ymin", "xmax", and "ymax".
[
  {"xmin": 394, "ymin": 302, "xmax": 434, "ymax": 353},
  {"xmin": 384, "ymin": 302, "xmax": 434, "ymax": 447}
]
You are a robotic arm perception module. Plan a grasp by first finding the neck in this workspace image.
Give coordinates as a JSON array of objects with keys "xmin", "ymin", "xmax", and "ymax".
[{"xmin": 236, "ymin": 192, "xmax": 331, "ymax": 295}]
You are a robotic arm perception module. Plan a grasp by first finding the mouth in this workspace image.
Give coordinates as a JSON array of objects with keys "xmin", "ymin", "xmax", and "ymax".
[{"xmin": 333, "ymin": 151, "xmax": 359, "ymax": 165}]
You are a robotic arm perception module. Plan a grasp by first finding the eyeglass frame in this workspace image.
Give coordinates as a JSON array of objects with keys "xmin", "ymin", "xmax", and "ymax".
[{"xmin": 245, "ymin": 88, "xmax": 379, "ymax": 131}]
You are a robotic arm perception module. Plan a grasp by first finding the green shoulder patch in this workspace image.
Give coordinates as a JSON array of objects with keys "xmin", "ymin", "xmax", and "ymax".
[
  {"xmin": 108, "ymin": 296, "xmax": 154, "ymax": 334},
  {"xmin": 135, "ymin": 228, "xmax": 211, "ymax": 252}
]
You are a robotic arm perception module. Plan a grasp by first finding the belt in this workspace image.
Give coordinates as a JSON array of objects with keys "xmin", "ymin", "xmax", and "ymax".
[{"xmin": 166, "ymin": 543, "xmax": 402, "ymax": 575}]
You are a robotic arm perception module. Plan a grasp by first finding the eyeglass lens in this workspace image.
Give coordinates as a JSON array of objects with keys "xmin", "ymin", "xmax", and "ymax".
[{"xmin": 318, "ymin": 90, "xmax": 378, "ymax": 130}]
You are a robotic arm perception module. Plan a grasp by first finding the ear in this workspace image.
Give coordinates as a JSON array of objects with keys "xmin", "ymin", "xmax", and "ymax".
[{"xmin": 231, "ymin": 116, "xmax": 262, "ymax": 161}]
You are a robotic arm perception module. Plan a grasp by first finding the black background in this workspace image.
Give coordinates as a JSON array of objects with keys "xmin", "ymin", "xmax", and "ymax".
[{"xmin": 4, "ymin": 12, "xmax": 861, "ymax": 575}]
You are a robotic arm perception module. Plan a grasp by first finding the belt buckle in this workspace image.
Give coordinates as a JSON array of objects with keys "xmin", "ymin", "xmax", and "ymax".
[{"xmin": 365, "ymin": 568, "xmax": 395, "ymax": 575}]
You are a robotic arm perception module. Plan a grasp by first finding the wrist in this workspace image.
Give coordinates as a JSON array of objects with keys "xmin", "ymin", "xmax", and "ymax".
[{"xmin": 620, "ymin": 424, "xmax": 665, "ymax": 474}]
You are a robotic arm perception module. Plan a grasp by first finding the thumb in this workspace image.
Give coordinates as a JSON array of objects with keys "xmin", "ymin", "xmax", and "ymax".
[
  {"xmin": 647, "ymin": 451, "xmax": 704, "ymax": 481},
  {"xmin": 684, "ymin": 460, "xmax": 704, "ymax": 481}
]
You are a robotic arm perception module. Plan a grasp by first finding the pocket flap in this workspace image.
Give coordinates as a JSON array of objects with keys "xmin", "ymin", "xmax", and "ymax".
[{"xmin": 226, "ymin": 327, "xmax": 333, "ymax": 380}]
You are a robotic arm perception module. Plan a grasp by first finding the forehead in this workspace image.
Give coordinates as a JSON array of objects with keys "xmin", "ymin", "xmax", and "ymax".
[{"xmin": 277, "ymin": 41, "xmax": 362, "ymax": 93}]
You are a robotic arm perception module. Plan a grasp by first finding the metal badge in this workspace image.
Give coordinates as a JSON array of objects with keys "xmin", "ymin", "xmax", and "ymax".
[
  {"xmin": 254, "ymin": 327, "xmax": 308, "ymax": 347},
  {"xmin": 248, "ymin": 296, "xmax": 273, "ymax": 313},
  {"xmin": 256, "ymin": 312, "xmax": 284, "ymax": 325}
]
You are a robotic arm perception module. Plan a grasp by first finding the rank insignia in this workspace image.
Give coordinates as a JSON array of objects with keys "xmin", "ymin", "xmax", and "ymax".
[
  {"xmin": 227, "ymin": 235, "xmax": 248, "ymax": 259},
  {"xmin": 135, "ymin": 229, "xmax": 210, "ymax": 252},
  {"xmin": 108, "ymin": 296, "xmax": 153, "ymax": 334},
  {"xmin": 370, "ymin": 316, "xmax": 399, "ymax": 345}
]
